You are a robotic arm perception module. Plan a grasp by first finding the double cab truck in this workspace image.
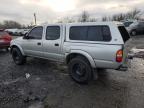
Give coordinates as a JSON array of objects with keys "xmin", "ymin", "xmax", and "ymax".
[{"xmin": 10, "ymin": 22, "xmax": 130, "ymax": 83}]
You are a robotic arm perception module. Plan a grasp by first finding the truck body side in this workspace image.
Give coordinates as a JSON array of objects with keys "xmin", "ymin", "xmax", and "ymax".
[{"xmin": 11, "ymin": 22, "xmax": 128, "ymax": 70}]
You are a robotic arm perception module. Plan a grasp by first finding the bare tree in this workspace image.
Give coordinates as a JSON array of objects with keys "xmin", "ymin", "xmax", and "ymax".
[
  {"xmin": 126, "ymin": 8, "xmax": 141, "ymax": 20},
  {"xmin": 89, "ymin": 18, "xmax": 97, "ymax": 22},
  {"xmin": 102, "ymin": 16, "xmax": 112, "ymax": 21},
  {"xmin": 0, "ymin": 22, "xmax": 3, "ymax": 29},
  {"xmin": 102, "ymin": 16, "xmax": 106, "ymax": 21},
  {"xmin": 78, "ymin": 11, "xmax": 89, "ymax": 22},
  {"xmin": 57, "ymin": 17, "xmax": 75, "ymax": 23},
  {"xmin": 101, "ymin": 8, "xmax": 142, "ymax": 21},
  {"xmin": 2, "ymin": 20, "xmax": 22, "ymax": 29}
]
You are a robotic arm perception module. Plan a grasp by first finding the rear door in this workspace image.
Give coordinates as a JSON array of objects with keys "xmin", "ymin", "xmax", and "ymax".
[{"xmin": 43, "ymin": 25, "xmax": 63, "ymax": 61}]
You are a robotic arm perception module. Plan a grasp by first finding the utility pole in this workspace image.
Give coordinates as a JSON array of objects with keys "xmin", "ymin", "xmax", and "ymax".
[{"xmin": 34, "ymin": 13, "xmax": 37, "ymax": 25}]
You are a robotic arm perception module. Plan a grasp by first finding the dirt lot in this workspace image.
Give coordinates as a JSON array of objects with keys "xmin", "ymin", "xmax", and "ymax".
[{"xmin": 0, "ymin": 36, "xmax": 144, "ymax": 108}]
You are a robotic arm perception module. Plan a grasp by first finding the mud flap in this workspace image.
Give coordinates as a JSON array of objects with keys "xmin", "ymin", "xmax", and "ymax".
[{"xmin": 92, "ymin": 68, "xmax": 98, "ymax": 80}]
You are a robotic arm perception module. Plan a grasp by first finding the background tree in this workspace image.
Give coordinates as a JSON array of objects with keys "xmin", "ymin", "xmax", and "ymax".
[
  {"xmin": 57, "ymin": 17, "xmax": 75, "ymax": 23},
  {"xmin": 0, "ymin": 20, "xmax": 31, "ymax": 29},
  {"xmin": 126, "ymin": 9, "xmax": 141, "ymax": 20},
  {"xmin": 0, "ymin": 22, "xmax": 3, "ymax": 29},
  {"xmin": 89, "ymin": 18, "xmax": 97, "ymax": 22},
  {"xmin": 3, "ymin": 20, "xmax": 22, "ymax": 29},
  {"xmin": 78, "ymin": 11, "xmax": 89, "ymax": 22},
  {"xmin": 102, "ymin": 8, "xmax": 142, "ymax": 21},
  {"xmin": 0, "ymin": 20, "xmax": 22, "ymax": 29},
  {"xmin": 102, "ymin": 16, "xmax": 111, "ymax": 21}
]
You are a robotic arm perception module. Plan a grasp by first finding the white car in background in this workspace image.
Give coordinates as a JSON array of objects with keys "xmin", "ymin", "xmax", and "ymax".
[
  {"xmin": 15, "ymin": 29, "xmax": 25, "ymax": 36},
  {"xmin": 5, "ymin": 29, "xmax": 18, "ymax": 35},
  {"xmin": 21, "ymin": 29, "xmax": 30, "ymax": 36}
]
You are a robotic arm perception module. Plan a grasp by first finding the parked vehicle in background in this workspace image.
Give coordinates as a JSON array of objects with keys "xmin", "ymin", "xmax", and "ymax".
[
  {"xmin": 15, "ymin": 29, "xmax": 24, "ymax": 36},
  {"xmin": 5, "ymin": 29, "xmax": 18, "ymax": 35},
  {"xmin": 5, "ymin": 29, "xmax": 30, "ymax": 36},
  {"xmin": 10, "ymin": 22, "xmax": 130, "ymax": 83},
  {"xmin": 0, "ymin": 30, "xmax": 12, "ymax": 51},
  {"xmin": 21, "ymin": 29, "xmax": 30, "ymax": 36},
  {"xmin": 127, "ymin": 21, "xmax": 144, "ymax": 36},
  {"xmin": 123, "ymin": 21, "xmax": 134, "ymax": 27}
]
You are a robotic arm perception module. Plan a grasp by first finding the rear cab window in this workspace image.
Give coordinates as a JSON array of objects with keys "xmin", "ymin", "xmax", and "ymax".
[
  {"xmin": 118, "ymin": 26, "xmax": 130, "ymax": 43},
  {"xmin": 69, "ymin": 25, "xmax": 111, "ymax": 42},
  {"xmin": 46, "ymin": 26, "xmax": 60, "ymax": 40}
]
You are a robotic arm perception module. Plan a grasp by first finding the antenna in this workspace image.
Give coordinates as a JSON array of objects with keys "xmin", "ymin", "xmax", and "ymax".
[{"xmin": 34, "ymin": 13, "xmax": 37, "ymax": 25}]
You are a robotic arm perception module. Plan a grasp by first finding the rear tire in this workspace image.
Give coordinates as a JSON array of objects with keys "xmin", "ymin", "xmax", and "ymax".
[
  {"xmin": 12, "ymin": 48, "xmax": 26, "ymax": 65},
  {"xmin": 68, "ymin": 56, "xmax": 93, "ymax": 83}
]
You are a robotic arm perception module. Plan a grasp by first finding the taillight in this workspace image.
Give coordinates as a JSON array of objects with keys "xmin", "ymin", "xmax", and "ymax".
[{"xmin": 116, "ymin": 50, "xmax": 123, "ymax": 62}]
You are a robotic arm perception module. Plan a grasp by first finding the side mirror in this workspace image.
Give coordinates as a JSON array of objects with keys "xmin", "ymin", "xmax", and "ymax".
[
  {"xmin": 23, "ymin": 35, "xmax": 35, "ymax": 39},
  {"xmin": 23, "ymin": 34, "xmax": 29, "ymax": 39}
]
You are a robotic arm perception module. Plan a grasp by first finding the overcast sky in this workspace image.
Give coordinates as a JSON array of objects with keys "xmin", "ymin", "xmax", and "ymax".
[{"xmin": 0, "ymin": 0, "xmax": 144, "ymax": 25}]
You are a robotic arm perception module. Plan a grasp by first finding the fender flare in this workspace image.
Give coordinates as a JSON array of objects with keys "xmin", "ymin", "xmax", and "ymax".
[
  {"xmin": 10, "ymin": 44, "xmax": 25, "ymax": 55},
  {"xmin": 65, "ymin": 50, "xmax": 96, "ymax": 68}
]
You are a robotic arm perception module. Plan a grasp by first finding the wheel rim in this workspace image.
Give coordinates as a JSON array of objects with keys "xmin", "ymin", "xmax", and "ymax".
[{"xmin": 72, "ymin": 63, "xmax": 86, "ymax": 79}]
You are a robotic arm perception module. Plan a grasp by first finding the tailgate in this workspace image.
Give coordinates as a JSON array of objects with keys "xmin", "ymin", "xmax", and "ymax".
[{"xmin": 118, "ymin": 26, "xmax": 131, "ymax": 66}]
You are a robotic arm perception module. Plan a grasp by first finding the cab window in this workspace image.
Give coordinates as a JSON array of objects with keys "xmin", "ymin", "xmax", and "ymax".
[
  {"xmin": 28, "ymin": 26, "xmax": 43, "ymax": 39},
  {"xmin": 46, "ymin": 26, "xmax": 60, "ymax": 40},
  {"xmin": 69, "ymin": 26, "xmax": 111, "ymax": 41}
]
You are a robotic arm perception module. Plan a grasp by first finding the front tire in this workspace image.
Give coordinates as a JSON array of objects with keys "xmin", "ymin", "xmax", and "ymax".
[
  {"xmin": 68, "ymin": 56, "xmax": 93, "ymax": 83},
  {"xmin": 12, "ymin": 48, "xmax": 26, "ymax": 65}
]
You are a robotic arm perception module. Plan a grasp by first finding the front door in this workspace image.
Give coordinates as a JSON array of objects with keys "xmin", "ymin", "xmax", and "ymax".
[{"xmin": 21, "ymin": 26, "xmax": 44, "ymax": 57}]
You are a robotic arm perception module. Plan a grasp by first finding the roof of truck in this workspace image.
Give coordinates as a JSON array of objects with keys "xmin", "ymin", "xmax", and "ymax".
[{"xmin": 42, "ymin": 21, "xmax": 124, "ymax": 26}]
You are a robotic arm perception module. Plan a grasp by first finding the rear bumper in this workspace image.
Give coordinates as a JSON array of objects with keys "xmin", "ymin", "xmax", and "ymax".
[
  {"xmin": 0, "ymin": 42, "xmax": 10, "ymax": 48},
  {"xmin": 94, "ymin": 58, "xmax": 130, "ymax": 71}
]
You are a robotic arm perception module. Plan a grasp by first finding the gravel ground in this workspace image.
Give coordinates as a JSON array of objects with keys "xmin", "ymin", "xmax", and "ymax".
[{"xmin": 0, "ymin": 35, "xmax": 144, "ymax": 108}]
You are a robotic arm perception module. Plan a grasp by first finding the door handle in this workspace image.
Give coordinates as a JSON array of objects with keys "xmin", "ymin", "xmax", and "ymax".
[
  {"xmin": 55, "ymin": 43, "xmax": 59, "ymax": 46},
  {"xmin": 37, "ymin": 42, "xmax": 41, "ymax": 45}
]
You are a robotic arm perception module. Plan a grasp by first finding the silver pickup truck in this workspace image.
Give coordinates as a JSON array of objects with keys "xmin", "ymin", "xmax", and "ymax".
[{"xmin": 10, "ymin": 22, "xmax": 130, "ymax": 83}]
